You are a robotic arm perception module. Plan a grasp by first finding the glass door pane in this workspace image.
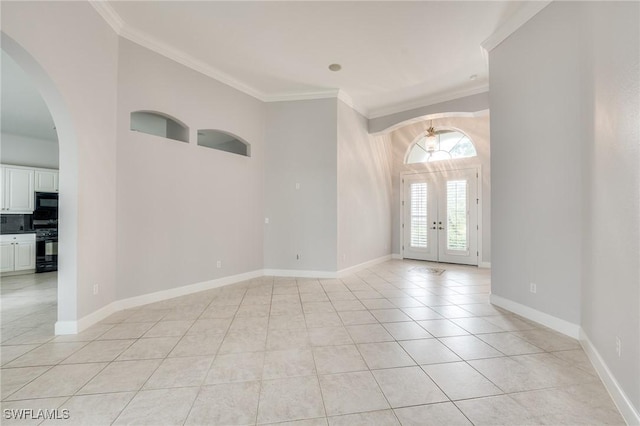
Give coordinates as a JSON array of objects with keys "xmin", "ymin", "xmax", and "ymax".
[
  {"xmin": 446, "ymin": 180, "xmax": 468, "ymax": 251},
  {"xmin": 403, "ymin": 169, "xmax": 476, "ymax": 264},
  {"xmin": 410, "ymin": 182, "xmax": 428, "ymax": 248}
]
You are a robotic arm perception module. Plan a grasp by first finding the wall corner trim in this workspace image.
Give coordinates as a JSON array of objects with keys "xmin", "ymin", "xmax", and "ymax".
[
  {"xmin": 391, "ymin": 253, "xmax": 403, "ymax": 260},
  {"xmin": 480, "ymin": 1, "xmax": 552, "ymax": 53},
  {"xmin": 89, "ymin": 1, "xmax": 124, "ymax": 34},
  {"xmin": 337, "ymin": 255, "xmax": 392, "ymax": 278},
  {"xmin": 490, "ymin": 294, "xmax": 580, "ymax": 339},
  {"xmin": 54, "ymin": 321, "xmax": 79, "ymax": 335},
  {"xmin": 580, "ymin": 329, "xmax": 640, "ymax": 425}
]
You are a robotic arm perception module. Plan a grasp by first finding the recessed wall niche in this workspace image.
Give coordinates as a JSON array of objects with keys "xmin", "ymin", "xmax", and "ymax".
[
  {"xmin": 130, "ymin": 111, "xmax": 189, "ymax": 143},
  {"xmin": 197, "ymin": 129, "xmax": 250, "ymax": 157}
]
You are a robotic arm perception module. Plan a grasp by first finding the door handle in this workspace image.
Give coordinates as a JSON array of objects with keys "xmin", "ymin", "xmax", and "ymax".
[
  {"xmin": 431, "ymin": 226, "xmax": 436, "ymax": 230},
  {"xmin": 438, "ymin": 227, "xmax": 444, "ymax": 230}
]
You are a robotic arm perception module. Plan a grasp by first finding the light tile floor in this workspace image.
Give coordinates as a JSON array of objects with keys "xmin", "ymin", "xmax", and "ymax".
[{"xmin": 0, "ymin": 261, "xmax": 626, "ymax": 425}]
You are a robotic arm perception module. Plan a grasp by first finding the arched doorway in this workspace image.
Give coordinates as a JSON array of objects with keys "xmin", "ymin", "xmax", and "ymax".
[
  {"xmin": 2, "ymin": 32, "xmax": 79, "ymax": 334},
  {"xmin": 382, "ymin": 112, "xmax": 491, "ymax": 268}
]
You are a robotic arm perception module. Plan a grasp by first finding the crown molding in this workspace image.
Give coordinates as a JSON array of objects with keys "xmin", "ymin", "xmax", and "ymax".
[
  {"xmin": 262, "ymin": 88, "xmax": 340, "ymax": 103},
  {"xmin": 481, "ymin": 1, "xmax": 553, "ymax": 53},
  {"xmin": 89, "ymin": 0, "xmax": 483, "ymax": 120},
  {"xmin": 90, "ymin": 0, "xmax": 266, "ymax": 101},
  {"xmin": 367, "ymin": 84, "xmax": 489, "ymax": 120},
  {"xmin": 337, "ymin": 89, "xmax": 354, "ymax": 109},
  {"xmin": 89, "ymin": 1, "xmax": 124, "ymax": 34},
  {"xmin": 263, "ymin": 89, "xmax": 369, "ymax": 118},
  {"xmin": 89, "ymin": 1, "xmax": 353, "ymax": 106},
  {"xmin": 337, "ymin": 90, "xmax": 369, "ymax": 118},
  {"xmin": 119, "ymin": 24, "xmax": 267, "ymax": 100}
]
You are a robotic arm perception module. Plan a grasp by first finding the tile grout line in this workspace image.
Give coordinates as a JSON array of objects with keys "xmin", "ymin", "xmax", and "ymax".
[
  {"xmin": 110, "ymin": 289, "xmax": 225, "ymax": 425},
  {"xmin": 1, "ymin": 262, "xmax": 617, "ymax": 424},
  {"xmin": 178, "ymin": 290, "xmax": 241, "ymax": 426}
]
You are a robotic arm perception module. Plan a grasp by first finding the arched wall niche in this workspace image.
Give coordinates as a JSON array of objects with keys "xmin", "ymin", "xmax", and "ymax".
[
  {"xmin": 1, "ymin": 32, "xmax": 80, "ymax": 330},
  {"xmin": 197, "ymin": 129, "xmax": 251, "ymax": 157},
  {"xmin": 130, "ymin": 110, "xmax": 189, "ymax": 143}
]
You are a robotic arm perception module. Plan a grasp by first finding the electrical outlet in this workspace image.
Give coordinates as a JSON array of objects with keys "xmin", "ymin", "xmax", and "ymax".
[
  {"xmin": 616, "ymin": 336, "xmax": 621, "ymax": 357},
  {"xmin": 530, "ymin": 283, "xmax": 537, "ymax": 294},
  {"xmin": 216, "ymin": 260, "xmax": 221, "ymax": 268},
  {"xmin": 93, "ymin": 284, "xmax": 99, "ymax": 295},
  {"xmin": 295, "ymin": 183, "xmax": 300, "ymax": 190},
  {"xmin": 265, "ymin": 217, "xmax": 269, "ymax": 224}
]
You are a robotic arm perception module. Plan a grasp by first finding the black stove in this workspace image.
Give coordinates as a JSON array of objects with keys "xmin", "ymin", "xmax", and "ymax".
[{"xmin": 34, "ymin": 219, "xmax": 58, "ymax": 273}]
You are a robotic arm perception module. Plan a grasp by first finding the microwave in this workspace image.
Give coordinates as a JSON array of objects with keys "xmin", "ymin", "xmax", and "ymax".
[{"xmin": 34, "ymin": 192, "xmax": 58, "ymax": 219}]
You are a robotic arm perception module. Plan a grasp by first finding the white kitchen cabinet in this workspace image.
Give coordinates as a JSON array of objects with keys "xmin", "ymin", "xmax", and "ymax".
[
  {"xmin": 0, "ymin": 234, "xmax": 36, "ymax": 273},
  {"xmin": 35, "ymin": 169, "xmax": 59, "ymax": 193},
  {"xmin": 1, "ymin": 166, "xmax": 35, "ymax": 213},
  {"xmin": 14, "ymin": 240, "xmax": 36, "ymax": 271},
  {"xmin": 0, "ymin": 242, "xmax": 15, "ymax": 273}
]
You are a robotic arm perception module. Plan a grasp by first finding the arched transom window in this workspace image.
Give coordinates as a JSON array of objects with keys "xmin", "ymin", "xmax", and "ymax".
[{"xmin": 406, "ymin": 129, "xmax": 477, "ymax": 164}]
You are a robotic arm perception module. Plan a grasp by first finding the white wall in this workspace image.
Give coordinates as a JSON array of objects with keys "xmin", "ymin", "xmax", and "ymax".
[
  {"xmin": 389, "ymin": 115, "xmax": 491, "ymax": 263},
  {"xmin": 116, "ymin": 39, "xmax": 266, "ymax": 299},
  {"xmin": 2, "ymin": 1, "xmax": 119, "ymax": 322},
  {"xmin": 490, "ymin": 2, "xmax": 585, "ymax": 325},
  {"xmin": 1, "ymin": 133, "xmax": 59, "ymax": 169},
  {"xmin": 581, "ymin": 1, "xmax": 640, "ymax": 415},
  {"xmin": 264, "ymin": 99, "xmax": 338, "ymax": 273},
  {"xmin": 337, "ymin": 100, "xmax": 392, "ymax": 271},
  {"xmin": 490, "ymin": 1, "xmax": 639, "ymax": 417}
]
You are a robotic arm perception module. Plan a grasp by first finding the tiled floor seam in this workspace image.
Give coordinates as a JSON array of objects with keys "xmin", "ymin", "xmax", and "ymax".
[
  {"xmin": 113, "ymin": 289, "xmax": 231, "ymax": 424},
  {"xmin": 1, "ymin": 263, "xmax": 625, "ymax": 425}
]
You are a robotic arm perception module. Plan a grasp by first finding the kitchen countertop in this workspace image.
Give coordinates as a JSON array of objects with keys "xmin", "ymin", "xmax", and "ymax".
[{"xmin": 0, "ymin": 231, "xmax": 36, "ymax": 235}]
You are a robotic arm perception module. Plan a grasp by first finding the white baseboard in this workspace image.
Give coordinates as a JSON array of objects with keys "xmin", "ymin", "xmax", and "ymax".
[
  {"xmin": 55, "ymin": 301, "xmax": 118, "ymax": 335},
  {"xmin": 263, "ymin": 269, "xmax": 337, "ymax": 279},
  {"xmin": 72, "ymin": 302, "xmax": 120, "ymax": 335},
  {"xmin": 54, "ymin": 321, "xmax": 80, "ymax": 335},
  {"xmin": 337, "ymin": 255, "xmax": 391, "ymax": 278},
  {"xmin": 56, "ymin": 255, "xmax": 405, "ymax": 335},
  {"xmin": 479, "ymin": 261, "xmax": 491, "ymax": 268},
  {"xmin": 56, "ymin": 269, "xmax": 263, "ymax": 335},
  {"xmin": 391, "ymin": 253, "xmax": 403, "ymax": 260},
  {"xmin": 490, "ymin": 294, "xmax": 580, "ymax": 339},
  {"xmin": 580, "ymin": 329, "xmax": 640, "ymax": 425},
  {"xmin": 115, "ymin": 269, "xmax": 264, "ymax": 311}
]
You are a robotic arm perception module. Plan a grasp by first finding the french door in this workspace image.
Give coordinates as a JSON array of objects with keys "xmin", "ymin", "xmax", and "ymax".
[{"xmin": 403, "ymin": 169, "xmax": 478, "ymax": 265}]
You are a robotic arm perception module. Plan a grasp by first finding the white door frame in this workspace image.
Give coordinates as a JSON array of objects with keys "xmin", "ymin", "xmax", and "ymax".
[{"xmin": 400, "ymin": 166, "xmax": 483, "ymax": 265}]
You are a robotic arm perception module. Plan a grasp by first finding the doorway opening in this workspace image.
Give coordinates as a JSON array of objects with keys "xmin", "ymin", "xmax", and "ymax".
[
  {"xmin": 402, "ymin": 168, "xmax": 479, "ymax": 266},
  {"xmin": 2, "ymin": 32, "xmax": 79, "ymax": 336},
  {"xmin": 1, "ymin": 49, "xmax": 60, "ymax": 339}
]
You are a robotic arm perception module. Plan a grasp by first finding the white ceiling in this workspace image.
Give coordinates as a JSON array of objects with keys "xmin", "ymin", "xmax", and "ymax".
[
  {"xmin": 1, "ymin": 50, "xmax": 58, "ymax": 142},
  {"xmin": 0, "ymin": 1, "xmax": 538, "ymax": 139},
  {"xmin": 106, "ymin": 1, "xmax": 532, "ymax": 117}
]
